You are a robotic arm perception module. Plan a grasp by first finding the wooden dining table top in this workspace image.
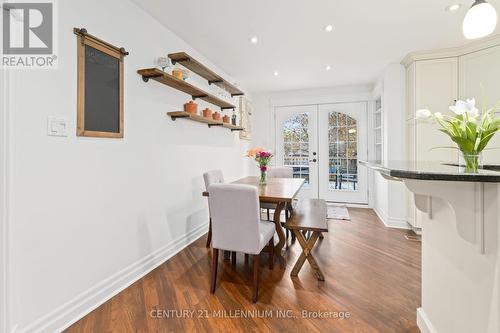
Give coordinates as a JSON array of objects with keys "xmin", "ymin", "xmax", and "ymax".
[{"xmin": 202, "ymin": 176, "xmax": 305, "ymax": 203}]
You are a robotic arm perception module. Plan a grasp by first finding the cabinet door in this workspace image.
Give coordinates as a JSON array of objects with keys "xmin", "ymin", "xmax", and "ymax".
[
  {"xmin": 415, "ymin": 58, "xmax": 459, "ymax": 163},
  {"xmin": 459, "ymin": 45, "xmax": 500, "ymax": 164}
]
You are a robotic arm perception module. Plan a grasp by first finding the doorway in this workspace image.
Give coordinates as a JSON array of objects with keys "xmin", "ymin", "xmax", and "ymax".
[{"xmin": 275, "ymin": 102, "xmax": 368, "ymax": 204}]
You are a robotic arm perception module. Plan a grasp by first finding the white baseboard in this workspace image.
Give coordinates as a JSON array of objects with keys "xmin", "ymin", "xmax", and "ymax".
[
  {"xmin": 373, "ymin": 206, "xmax": 411, "ymax": 230},
  {"xmin": 15, "ymin": 223, "xmax": 209, "ymax": 333},
  {"xmin": 413, "ymin": 227, "xmax": 422, "ymax": 235},
  {"xmin": 325, "ymin": 201, "xmax": 369, "ymax": 209},
  {"xmin": 417, "ymin": 307, "xmax": 437, "ymax": 333}
]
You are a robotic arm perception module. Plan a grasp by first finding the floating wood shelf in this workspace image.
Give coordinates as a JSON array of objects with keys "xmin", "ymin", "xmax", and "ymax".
[
  {"xmin": 167, "ymin": 111, "xmax": 244, "ymax": 131},
  {"xmin": 222, "ymin": 123, "xmax": 245, "ymax": 131},
  {"xmin": 168, "ymin": 52, "xmax": 244, "ymax": 97},
  {"xmin": 137, "ymin": 68, "xmax": 237, "ymax": 110}
]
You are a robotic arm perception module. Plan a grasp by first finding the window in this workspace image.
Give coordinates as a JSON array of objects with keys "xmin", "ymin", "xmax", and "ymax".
[
  {"xmin": 328, "ymin": 112, "xmax": 358, "ymax": 191},
  {"xmin": 282, "ymin": 113, "xmax": 310, "ymax": 184}
]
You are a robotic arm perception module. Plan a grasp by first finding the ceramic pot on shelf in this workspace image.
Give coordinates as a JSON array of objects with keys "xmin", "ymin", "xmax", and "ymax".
[
  {"xmin": 222, "ymin": 115, "xmax": 230, "ymax": 124},
  {"xmin": 212, "ymin": 112, "xmax": 221, "ymax": 121},
  {"xmin": 184, "ymin": 101, "xmax": 198, "ymax": 115},
  {"xmin": 202, "ymin": 108, "xmax": 212, "ymax": 118}
]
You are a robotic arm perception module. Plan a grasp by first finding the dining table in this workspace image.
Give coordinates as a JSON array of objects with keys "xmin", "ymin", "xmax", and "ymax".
[{"xmin": 203, "ymin": 176, "xmax": 305, "ymax": 265}]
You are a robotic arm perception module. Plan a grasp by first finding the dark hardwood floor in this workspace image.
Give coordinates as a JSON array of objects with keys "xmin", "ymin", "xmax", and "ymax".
[{"xmin": 65, "ymin": 208, "xmax": 421, "ymax": 333}]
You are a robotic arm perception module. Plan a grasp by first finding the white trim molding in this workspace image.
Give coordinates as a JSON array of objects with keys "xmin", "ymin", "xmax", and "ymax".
[
  {"xmin": 417, "ymin": 308, "xmax": 437, "ymax": 333},
  {"xmin": 401, "ymin": 33, "xmax": 500, "ymax": 67},
  {"xmin": 15, "ymin": 223, "xmax": 208, "ymax": 333},
  {"xmin": 373, "ymin": 206, "xmax": 412, "ymax": 230}
]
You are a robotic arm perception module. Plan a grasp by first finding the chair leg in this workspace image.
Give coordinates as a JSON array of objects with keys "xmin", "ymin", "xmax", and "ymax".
[
  {"xmin": 245, "ymin": 253, "xmax": 249, "ymax": 264},
  {"xmin": 252, "ymin": 254, "xmax": 260, "ymax": 303},
  {"xmin": 268, "ymin": 239, "xmax": 274, "ymax": 270},
  {"xmin": 231, "ymin": 251, "xmax": 237, "ymax": 266},
  {"xmin": 206, "ymin": 218, "xmax": 212, "ymax": 248},
  {"xmin": 267, "ymin": 209, "xmax": 270, "ymax": 221},
  {"xmin": 210, "ymin": 248, "xmax": 219, "ymax": 294}
]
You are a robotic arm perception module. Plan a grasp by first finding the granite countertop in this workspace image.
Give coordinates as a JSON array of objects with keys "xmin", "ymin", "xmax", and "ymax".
[{"xmin": 360, "ymin": 160, "xmax": 500, "ymax": 183}]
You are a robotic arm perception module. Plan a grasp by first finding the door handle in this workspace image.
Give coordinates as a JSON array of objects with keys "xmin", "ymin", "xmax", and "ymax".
[{"xmin": 309, "ymin": 159, "xmax": 317, "ymax": 163}]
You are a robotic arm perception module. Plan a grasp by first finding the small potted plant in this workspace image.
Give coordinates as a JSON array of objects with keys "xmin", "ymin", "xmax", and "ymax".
[{"xmin": 417, "ymin": 98, "xmax": 500, "ymax": 173}]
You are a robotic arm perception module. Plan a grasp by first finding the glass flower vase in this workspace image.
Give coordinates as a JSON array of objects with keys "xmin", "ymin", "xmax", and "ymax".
[
  {"xmin": 459, "ymin": 152, "xmax": 483, "ymax": 173},
  {"xmin": 259, "ymin": 170, "xmax": 267, "ymax": 185}
]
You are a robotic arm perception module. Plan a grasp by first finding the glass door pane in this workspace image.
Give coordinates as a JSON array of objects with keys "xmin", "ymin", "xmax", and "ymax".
[
  {"xmin": 328, "ymin": 112, "xmax": 358, "ymax": 191},
  {"xmin": 275, "ymin": 105, "xmax": 318, "ymax": 199},
  {"xmin": 319, "ymin": 103, "xmax": 368, "ymax": 204},
  {"xmin": 283, "ymin": 113, "xmax": 310, "ymax": 185}
]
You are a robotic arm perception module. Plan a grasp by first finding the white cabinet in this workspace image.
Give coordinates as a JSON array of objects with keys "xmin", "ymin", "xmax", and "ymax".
[
  {"xmin": 414, "ymin": 58, "xmax": 459, "ymax": 163},
  {"xmin": 459, "ymin": 45, "xmax": 500, "ymax": 164},
  {"xmin": 406, "ymin": 57, "xmax": 459, "ymax": 229},
  {"xmin": 404, "ymin": 37, "xmax": 500, "ymax": 229},
  {"xmin": 407, "ymin": 58, "xmax": 459, "ymax": 163}
]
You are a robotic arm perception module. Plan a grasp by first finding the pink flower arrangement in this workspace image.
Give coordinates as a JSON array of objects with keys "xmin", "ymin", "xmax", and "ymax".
[{"xmin": 246, "ymin": 147, "xmax": 273, "ymax": 184}]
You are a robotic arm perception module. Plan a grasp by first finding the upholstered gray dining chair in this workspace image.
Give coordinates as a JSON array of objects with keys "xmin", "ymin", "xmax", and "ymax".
[
  {"xmin": 261, "ymin": 166, "xmax": 294, "ymax": 240},
  {"xmin": 203, "ymin": 170, "xmax": 224, "ymax": 248},
  {"xmin": 208, "ymin": 183, "xmax": 275, "ymax": 303},
  {"xmin": 267, "ymin": 166, "xmax": 294, "ymax": 179}
]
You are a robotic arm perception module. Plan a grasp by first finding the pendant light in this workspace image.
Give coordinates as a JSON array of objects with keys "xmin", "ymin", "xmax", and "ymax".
[{"xmin": 463, "ymin": 0, "xmax": 498, "ymax": 39}]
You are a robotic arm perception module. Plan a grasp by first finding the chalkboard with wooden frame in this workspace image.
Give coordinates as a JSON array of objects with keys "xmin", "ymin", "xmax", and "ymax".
[{"xmin": 75, "ymin": 28, "xmax": 128, "ymax": 138}]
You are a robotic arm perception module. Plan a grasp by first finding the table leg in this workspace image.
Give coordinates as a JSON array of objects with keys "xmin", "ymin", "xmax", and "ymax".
[
  {"xmin": 290, "ymin": 230, "xmax": 325, "ymax": 281},
  {"xmin": 273, "ymin": 201, "xmax": 286, "ymax": 265}
]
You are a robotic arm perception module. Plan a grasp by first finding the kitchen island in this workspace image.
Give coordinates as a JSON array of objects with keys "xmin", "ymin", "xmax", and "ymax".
[{"xmin": 361, "ymin": 160, "xmax": 500, "ymax": 333}]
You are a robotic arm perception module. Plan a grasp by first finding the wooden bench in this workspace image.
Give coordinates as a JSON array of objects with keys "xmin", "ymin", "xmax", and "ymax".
[{"xmin": 285, "ymin": 199, "xmax": 328, "ymax": 281}]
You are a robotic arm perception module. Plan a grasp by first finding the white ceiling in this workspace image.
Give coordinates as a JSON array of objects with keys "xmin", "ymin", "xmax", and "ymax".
[{"xmin": 132, "ymin": 0, "xmax": 500, "ymax": 93}]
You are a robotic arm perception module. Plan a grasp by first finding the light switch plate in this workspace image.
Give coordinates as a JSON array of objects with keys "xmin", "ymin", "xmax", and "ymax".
[{"xmin": 47, "ymin": 116, "xmax": 68, "ymax": 137}]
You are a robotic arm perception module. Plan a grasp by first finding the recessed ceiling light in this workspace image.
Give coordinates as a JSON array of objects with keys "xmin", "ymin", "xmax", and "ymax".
[
  {"xmin": 325, "ymin": 65, "xmax": 332, "ymax": 71},
  {"xmin": 249, "ymin": 36, "xmax": 258, "ymax": 44},
  {"xmin": 324, "ymin": 24, "xmax": 334, "ymax": 32},
  {"xmin": 273, "ymin": 71, "xmax": 279, "ymax": 76},
  {"xmin": 446, "ymin": 3, "xmax": 462, "ymax": 12}
]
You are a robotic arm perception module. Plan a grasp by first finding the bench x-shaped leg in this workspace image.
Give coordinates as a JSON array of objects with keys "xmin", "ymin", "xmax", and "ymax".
[{"xmin": 290, "ymin": 230, "xmax": 325, "ymax": 281}]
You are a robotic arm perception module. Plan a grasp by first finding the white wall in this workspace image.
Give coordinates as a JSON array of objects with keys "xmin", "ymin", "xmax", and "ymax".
[
  {"xmin": 0, "ymin": 49, "xmax": 9, "ymax": 333},
  {"xmin": 1, "ymin": 1, "xmax": 251, "ymax": 332},
  {"xmin": 372, "ymin": 64, "xmax": 409, "ymax": 229}
]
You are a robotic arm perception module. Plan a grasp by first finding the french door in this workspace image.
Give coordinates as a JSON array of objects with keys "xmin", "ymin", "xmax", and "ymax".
[
  {"xmin": 275, "ymin": 102, "xmax": 368, "ymax": 204},
  {"xmin": 318, "ymin": 103, "xmax": 368, "ymax": 204},
  {"xmin": 275, "ymin": 105, "xmax": 318, "ymax": 199}
]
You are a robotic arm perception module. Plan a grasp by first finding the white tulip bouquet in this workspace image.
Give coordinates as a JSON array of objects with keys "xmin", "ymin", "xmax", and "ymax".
[{"xmin": 417, "ymin": 98, "xmax": 500, "ymax": 172}]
